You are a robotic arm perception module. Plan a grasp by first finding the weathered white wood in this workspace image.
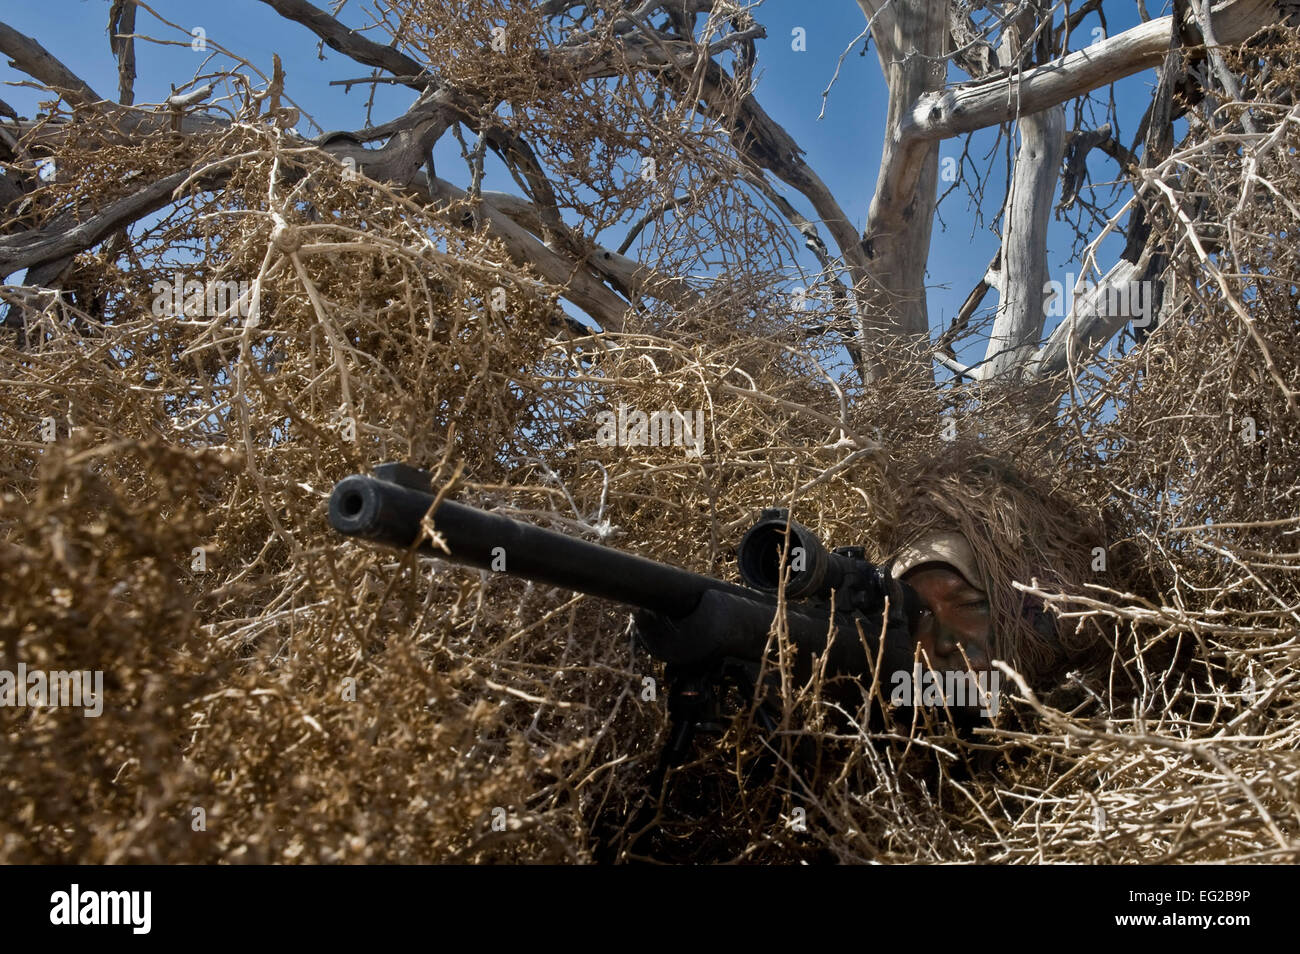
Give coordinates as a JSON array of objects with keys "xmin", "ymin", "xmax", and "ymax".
[
  {"xmin": 979, "ymin": 103, "xmax": 1065, "ymax": 381},
  {"xmin": 859, "ymin": 0, "xmax": 949, "ymax": 380},
  {"xmin": 1028, "ymin": 257, "xmax": 1148, "ymax": 379},
  {"xmin": 852, "ymin": 0, "xmax": 899, "ymax": 74},
  {"xmin": 902, "ymin": 0, "xmax": 1275, "ymax": 143}
]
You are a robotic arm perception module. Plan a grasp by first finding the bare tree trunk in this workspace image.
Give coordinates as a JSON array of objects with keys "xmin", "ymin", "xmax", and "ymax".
[
  {"xmin": 981, "ymin": 3, "xmax": 1066, "ymax": 382},
  {"xmin": 858, "ymin": 0, "xmax": 948, "ymax": 383},
  {"xmin": 981, "ymin": 105, "xmax": 1064, "ymax": 382}
]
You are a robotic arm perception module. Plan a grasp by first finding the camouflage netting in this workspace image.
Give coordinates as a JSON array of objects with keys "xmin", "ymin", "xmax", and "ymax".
[{"xmin": 1, "ymin": 20, "xmax": 1298, "ymax": 863}]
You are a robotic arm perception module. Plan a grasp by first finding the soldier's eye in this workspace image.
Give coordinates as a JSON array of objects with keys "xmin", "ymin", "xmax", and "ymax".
[{"xmin": 963, "ymin": 600, "xmax": 989, "ymax": 611}]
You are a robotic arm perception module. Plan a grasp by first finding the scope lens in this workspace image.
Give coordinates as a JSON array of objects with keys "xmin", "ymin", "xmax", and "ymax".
[{"xmin": 739, "ymin": 524, "xmax": 788, "ymax": 590}]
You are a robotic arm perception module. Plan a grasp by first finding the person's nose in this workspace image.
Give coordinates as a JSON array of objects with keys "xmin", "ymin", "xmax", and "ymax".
[
  {"xmin": 932, "ymin": 624, "xmax": 988, "ymax": 671},
  {"xmin": 932, "ymin": 626, "xmax": 961, "ymax": 661}
]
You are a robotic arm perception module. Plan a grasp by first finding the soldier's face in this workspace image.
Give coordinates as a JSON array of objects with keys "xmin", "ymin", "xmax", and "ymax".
[{"xmin": 902, "ymin": 564, "xmax": 993, "ymax": 674}]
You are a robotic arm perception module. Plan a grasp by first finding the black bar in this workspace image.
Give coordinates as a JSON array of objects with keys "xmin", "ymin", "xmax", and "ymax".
[{"xmin": 1, "ymin": 862, "xmax": 1276, "ymax": 938}]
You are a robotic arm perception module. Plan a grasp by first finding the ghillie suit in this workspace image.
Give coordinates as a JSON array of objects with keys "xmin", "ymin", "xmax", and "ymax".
[{"xmin": 880, "ymin": 451, "xmax": 1117, "ymax": 693}]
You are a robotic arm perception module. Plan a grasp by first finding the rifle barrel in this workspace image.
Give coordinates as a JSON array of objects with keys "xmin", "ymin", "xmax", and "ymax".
[{"xmin": 328, "ymin": 473, "xmax": 756, "ymax": 618}]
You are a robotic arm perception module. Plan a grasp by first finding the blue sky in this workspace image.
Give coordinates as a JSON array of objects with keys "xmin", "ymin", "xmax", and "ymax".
[{"xmin": 2, "ymin": 1, "xmax": 1168, "ymax": 366}]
